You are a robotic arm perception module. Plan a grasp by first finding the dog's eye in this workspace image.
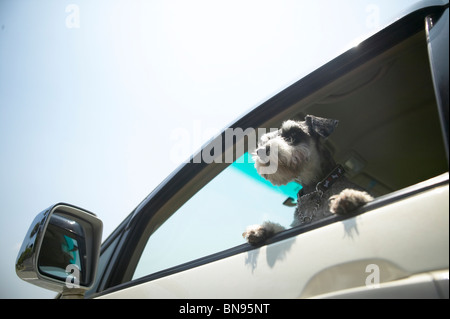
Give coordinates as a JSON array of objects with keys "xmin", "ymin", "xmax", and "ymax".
[
  {"xmin": 285, "ymin": 135, "xmax": 294, "ymax": 143},
  {"xmin": 281, "ymin": 129, "xmax": 302, "ymax": 144}
]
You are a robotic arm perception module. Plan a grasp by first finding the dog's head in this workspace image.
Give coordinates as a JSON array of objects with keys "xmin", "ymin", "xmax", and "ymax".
[{"xmin": 253, "ymin": 115, "xmax": 338, "ymax": 186}]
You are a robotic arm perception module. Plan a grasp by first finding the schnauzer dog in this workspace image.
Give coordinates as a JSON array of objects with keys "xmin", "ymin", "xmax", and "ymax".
[{"xmin": 242, "ymin": 115, "xmax": 373, "ymax": 245}]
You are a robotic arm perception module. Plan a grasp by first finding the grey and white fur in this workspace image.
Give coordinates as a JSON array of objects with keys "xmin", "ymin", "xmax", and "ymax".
[{"xmin": 242, "ymin": 115, "xmax": 373, "ymax": 245}]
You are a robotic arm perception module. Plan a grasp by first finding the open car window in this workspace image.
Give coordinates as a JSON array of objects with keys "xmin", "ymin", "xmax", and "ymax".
[{"xmin": 133, "ymin": 153, "xmax": 300, "ymax": 279}]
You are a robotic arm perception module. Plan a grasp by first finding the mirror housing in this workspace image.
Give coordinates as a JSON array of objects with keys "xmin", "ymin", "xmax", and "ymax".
[{"xmin": 15, "ymin": 203, "xmax": 103, "ymax": 297}]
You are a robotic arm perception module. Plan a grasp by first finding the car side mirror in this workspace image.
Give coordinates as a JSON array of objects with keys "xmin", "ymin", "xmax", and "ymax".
[{"xmin": 15, "ymin": 203, "xmax": 103, "ymax": 298}]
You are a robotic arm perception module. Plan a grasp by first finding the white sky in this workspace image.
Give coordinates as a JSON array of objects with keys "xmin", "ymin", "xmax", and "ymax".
[{"xmin": 0, "ymin": 0, "xmax": 424, "ymax": 298}]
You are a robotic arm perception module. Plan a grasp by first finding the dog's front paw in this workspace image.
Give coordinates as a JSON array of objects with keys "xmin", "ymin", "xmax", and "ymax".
[
  {"xmin": 242, "ymin": 222, "xmax": 285, "ymax": 245},
  {"xmin": 329, "ymin": 189, "xmax": 374, "ymax": 215},
  {"xmin": 242, "ymin": 224, "xmax": 268, "ymax": 245}
]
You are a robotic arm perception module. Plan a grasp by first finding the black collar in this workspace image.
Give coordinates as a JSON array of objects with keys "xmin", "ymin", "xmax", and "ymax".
[{"xmin": 298, "ymin": 164, "xmax": 345, "ymax": 197}]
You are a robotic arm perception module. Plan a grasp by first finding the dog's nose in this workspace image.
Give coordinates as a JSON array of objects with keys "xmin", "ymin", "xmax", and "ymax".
[{"xmin": 257, "ymin": 145, "xmax": 270, "ymax": 158}]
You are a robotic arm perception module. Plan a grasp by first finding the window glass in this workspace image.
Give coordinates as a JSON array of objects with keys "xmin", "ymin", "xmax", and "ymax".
[{"xmin": 133, "ymin": 153, "xmax": 300, "ymax": 280}]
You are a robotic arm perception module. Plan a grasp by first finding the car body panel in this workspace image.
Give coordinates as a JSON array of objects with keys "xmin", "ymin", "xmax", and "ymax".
[
  {"xmin": 426, "ymin": 7, "xmax": 449, "ymax": 159},
  {"xmin": 97, "ymin": 176, "xmax": 448, "ymax": 298}
]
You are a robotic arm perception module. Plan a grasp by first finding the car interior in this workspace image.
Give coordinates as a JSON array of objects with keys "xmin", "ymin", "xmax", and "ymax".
[{"xmin": 258, "ymin": 29, "xmax": 447, "ymax": 198}]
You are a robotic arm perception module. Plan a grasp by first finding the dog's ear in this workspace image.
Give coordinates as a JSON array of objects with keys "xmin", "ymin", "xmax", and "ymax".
[{"xmin": 305, "ymin": 115, "xmax": 339, "ymax": 138}]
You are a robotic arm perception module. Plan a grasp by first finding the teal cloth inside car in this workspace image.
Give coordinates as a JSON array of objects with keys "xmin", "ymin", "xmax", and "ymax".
[{"xmin": 231, "ymin": 152, "xmax": 303, "ymax": 204}]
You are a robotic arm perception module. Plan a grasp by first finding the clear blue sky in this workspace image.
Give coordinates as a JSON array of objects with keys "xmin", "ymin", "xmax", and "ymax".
[{"xmin": 1, "ymin": 0, "xmax": 423, "ymax": 298}]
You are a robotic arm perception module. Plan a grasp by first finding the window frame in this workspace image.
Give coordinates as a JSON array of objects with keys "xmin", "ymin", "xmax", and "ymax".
[{"xmin": 89, "ymin": 4, "xmax": 450, "ymax": 298}]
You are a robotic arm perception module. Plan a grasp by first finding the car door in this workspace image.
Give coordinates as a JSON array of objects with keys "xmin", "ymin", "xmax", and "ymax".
[{"xmin": 87, "ymin": 4, "xmax": 449, "ymax": 299}]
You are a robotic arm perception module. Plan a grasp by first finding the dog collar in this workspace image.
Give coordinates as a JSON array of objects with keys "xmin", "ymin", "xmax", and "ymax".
[
  {"xmin": 297, "ymin": 164, "xmax": 345, "ymax": 198},
  {"xmin": 316, "ymin": 164, "xmax": 345, "ymax": 195}
]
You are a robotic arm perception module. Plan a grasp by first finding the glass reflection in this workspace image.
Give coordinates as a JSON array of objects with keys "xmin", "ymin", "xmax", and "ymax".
[{"xmin": 38, "ymin": 213, "xmax": 85, "ymax": 284}]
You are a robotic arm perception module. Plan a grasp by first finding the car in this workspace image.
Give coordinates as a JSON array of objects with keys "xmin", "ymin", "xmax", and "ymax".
[{"xmin": 16, "ymin": 1, "xmax": 449, "ymax": 299}]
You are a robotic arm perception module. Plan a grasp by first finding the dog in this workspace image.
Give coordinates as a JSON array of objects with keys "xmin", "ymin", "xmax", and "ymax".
[{"xmin": 242, "ymin": 115, "xmax": 374, "ymax": 245}]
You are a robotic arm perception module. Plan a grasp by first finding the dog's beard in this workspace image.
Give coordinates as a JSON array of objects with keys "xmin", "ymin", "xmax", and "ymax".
[{"xmin": 253, "ymin": 141, "xmax": 311, "ymax": 186}]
